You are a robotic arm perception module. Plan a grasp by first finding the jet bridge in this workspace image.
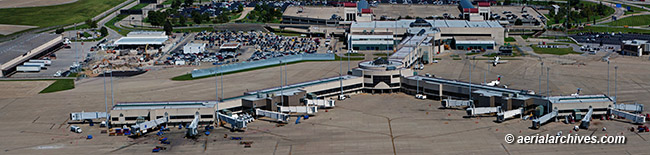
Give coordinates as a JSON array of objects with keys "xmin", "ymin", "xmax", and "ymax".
[
  {"xmin": 218, "ymin": 113, "xmax": 253, "ymax": 130},
  {"xmin": 531, "ymin": 108, "xmax": 558, "ymax": 129},
  {"xmin": 70, "ymin": 112, "xmax": 108, "ymax": 121},
  {"xmin": 256, "ymin": 109, "xmax": 290, "ymax": 123},
  {"xmin": 278, "ymin": 106, "xmax": 318, "ymax": 115},
  {"xmin": 186, "ymin": 112, "xmax": 200, "ymax": 137},
  {"xmin": 579, "ymin": 106, "xmax": 594, "ymax": 129},
  {"xmin": 609, "ymin": 108, "xmax": 646, "ymax": 124},
  {"xmin": 306, "ymin": 99, "xmax": 335, "ymax": 108},
  {"xmin": 466, "ymin": 106, "xmax": 500, "ymax": 116},
  {"xmin": 613, "ymin": 103, "xmax": 643, "ymax": 113},
  {"xmin": 496, "ymin": 108, "xmax": 523, "ymax": 123},
  {"xmin": 131, "ymin": 113, "xmax": 169, "ymax": 136},
  {"xmin": 441, "ymin": 99, "xmax": 472, "ymax": 108}
]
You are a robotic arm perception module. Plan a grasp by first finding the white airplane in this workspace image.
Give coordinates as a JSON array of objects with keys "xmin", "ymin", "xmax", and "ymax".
[
  {"xmin": 488, "ymin": 56, "xmax": 508, "ymax": 66},
  {"xmin": 483, "ymin": 75, "xmax": 501, "ymax": 87}
]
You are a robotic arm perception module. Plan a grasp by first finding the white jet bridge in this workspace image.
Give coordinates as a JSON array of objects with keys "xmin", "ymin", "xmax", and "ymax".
[
  {"xmin": 531, "ymin": 108, "xmax": 559, "ymax": 129},
  {"xmin": 255, "ymin": 109, "xmax": 290, "ymax": 123},
  {"xmin": 609, "ymin": 108, "xmax": 646, "ymax": 124},
  {"xmin": 70, "ymin": 112, "xmax": 108, "ymax": 121},
  {"xmin": 218, "ymin": 113, "xmax": 252, "ymax": 130},
  {"xmin": 496, "ymin": 108, "xmax": 523, "ymax": 122},
  {"xmin": 466, "ymin": 106, "xmax": 500, "ymax": 116},
  {"xmin": 131, "ymin": 113, "xmax": 169, "ymax": 136},
  {"xmin": 613, "ymin": 103, "xmax": 644, "ymax": 113},
  {"xmin": 278, "ymin": 106, "xmax": 318, "ymax": 115},
  {"xmin": 306, "ymin": 99, "xmax": 335, "ymax": 108},
  {"xmin": 579, "ymin": 106, "xmax": 594, "ymax": 129},
  {"xmin": 441, "ymin": 99, "xmax": 472, "ymax": 108},
  {"xmin": 186, "ymin": 112, "xmax": 200, "ymax": 137}
]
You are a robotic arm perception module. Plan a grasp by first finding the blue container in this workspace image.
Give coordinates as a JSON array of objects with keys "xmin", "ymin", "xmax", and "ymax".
[
  {"xmin": 161, "ymin": 137, "xmax": 168, "ymax": 141},
  {"xmin": 205, "ymin": 131, "xmax": 211, "ymax": 135},
  {"xmin": 304, "ymin": 115, "xmax": 309, "ymax": 119},
  {"xmin": 152, "ymin": 148, "xmax": 160, "ymax": 152},
  {"xmin": 87, "ymin": 135, "xmax": 93, "ymax": 139}
]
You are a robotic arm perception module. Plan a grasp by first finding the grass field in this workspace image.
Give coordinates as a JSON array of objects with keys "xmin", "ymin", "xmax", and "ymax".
[
  {"xmin": 130, "ymin": 3, "xmax": 149, "ymax": 10},
  {"xmin": 105, "ymin": 14, "xmax": 130, "ymax": 36},
  {"xmin": 603, "ymin": 15, "xmax": 650, "ymax": 26},
  {"xmin": 344, "ymin": 53, "xmax": 365, "ymax": 56},
  {"xmin": 0, "ymin": 0, "xmax": 126, "ymax": 27},
  {"xmin": 530, "ymin": 45, "xmax": 580, "ymax": 55},
  {"xmin": 569, "ymin": 26, "xmax": 650, "ymax": 34},
  {"xmin": 505, "ymin": 37, "xmax": 516, "ymax": 42},
  {"xmin": 40, "ymin": 79, "xmax": 75, "ymax": 93}
]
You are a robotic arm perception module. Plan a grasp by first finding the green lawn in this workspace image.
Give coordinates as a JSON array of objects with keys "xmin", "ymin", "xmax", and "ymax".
[
  {"xmin": 344, "ymin": 53, "xmax": 365, "ymax": 56},
  {"xmin": 603, "ymin": 15, "xmax": 650, "ymax": 26},
  {"xmin": 620, "ymin": 4, "xmax": 645, "ymax": 15},
  {"xmin": 569, "ymin": 26, "xmax": 650, "ymax": 34},
  {"xmin": 130, "ymin": 3, "xmax": 149, "ymax": 10},
  {"xmin": 105, "ymin": 14, "xmax": 130, "ymax": 36},
  {"xmin": 530, "ymin": 45, "xmax": 580, "ymax": 55},
  {"xmin": 0, "ymin": 0, "xmax": 126, "ymax": 27},
  {"xmin": 0, "ymin": 79, "xmax": 75, "ymax": 93},
  {"xmin": 505, "ymin": 37, "xmax": 516, "ymax": 42},
  {"xmin": 373, "ymin": 53, "xmax": 390, "ymax": 56},
  {"xmin": 40, "ymin": 79, "xmax": 75, "ymax": 93},
  {"xmin": 63, "ymin": 24, "xmax": 91, "ymax": 31}
]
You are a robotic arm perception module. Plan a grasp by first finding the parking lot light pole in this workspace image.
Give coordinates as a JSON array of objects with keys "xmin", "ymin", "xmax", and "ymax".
[
  {"xmin": 547, "ymin": 67, "xmax": 550, "ymax": 114},
  {"xmin": 607, "ymin": 60, "xmax": 610, "ymax": 97},
  {"xmin": 615, "ymin": 65, "xmax": 618, "ymax": 103},
  {"xmin": 540, "ymin": 62, "xmax": 543, "ymax": 94},
  {"xmin": 110, "ymin": 68, "xmax": 114, "ymax": 107},
  {"xmin": 215, "ymin": 68, "xmax": 219, "ymax": 127},
  {"xmin": 104, "ymin": 70, "xmax": 108, "ymax": 118}
]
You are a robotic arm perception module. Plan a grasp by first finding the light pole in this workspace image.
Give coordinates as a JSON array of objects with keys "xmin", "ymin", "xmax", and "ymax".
[
  {"xmin": 615, "ymin": 65, "xmax": 618, "ymax": 103},
  {"xmin": 215, "ymin": 68, "xmax": 219, "ymax": 127},
  {"xmin": 103, "ymin": 70, "xmax": 108, "ymax": 118},
  {"xmin": 274, "ymin": 61, "xmax": 284, "ymax": 106},
  {"xmin": 546, "ymin": 67, "xmax": 550, "ymax": 114},
  {"xmin": 110, "ymin": 68, "xmax": 114, "ymax": 107},
  {"xmin": 339, "ymin": 52, "xmax": 343, "ymax": 98},
  {"xmin": 539, "ymin": 62, "xmax": 548, "ymax": 94},
  {"xmin": 607, "ymin": 60, "xmax": 610, "ymax": 96}
]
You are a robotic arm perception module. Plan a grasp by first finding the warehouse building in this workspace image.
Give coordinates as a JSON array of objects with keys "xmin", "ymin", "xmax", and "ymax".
[
  {"xmin": 183, "ymin": 43, "xmax": 206, "ymax": 54},
  {"xmin": 0, "ymin": 33, "xmax": 63, "ymax": 77},
  {"xmin": 620, "ymin": 40, "xmax": 650, "ymax": 56},
  {"xmin": 113, "ymin": 31, "xmax": 168, "ymax": 49}
]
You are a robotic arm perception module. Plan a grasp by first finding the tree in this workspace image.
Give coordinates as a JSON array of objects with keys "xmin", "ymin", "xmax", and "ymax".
[
  {"xmin": 148, "ymin": 11, "xmax": 168, "ymax": 26},
  {"xmin": 86, "ymin": 19, "xmax": 97, "ymax": 28},
  {"xmin": 55, "ymin": 27, "xmax": 64, "ymax": 34},
  {"xmin": 163, "ymin": 20, "xmax": 173, "ymax": 35},
  {"xmin": 504, "ymin": 0, "xmax": 511, "ymax": 5},
  {"xmin": 191, "ymin": 11, "xmax": 202, "ymax": 24},
  {"xmin": 171, "ymin": 0, "xmax": 181, "ymax": 8},
  {"xmin": 238, "ymin": 4, "xmax": 244, "ymax": 13},
  {"xmin": 515, "ymin": 19, "xmax": 523, "ymax": 25},
  {"xmin": 184, "ymin": 0, "xmax": 193, "ymax": 7},
  {"xmin": 179, "ymin": 16, "xmax": 187, "ymax": 26},
  {"xmin": 100, "ymin": 27, "xmax": 108, "ymax": 36}
]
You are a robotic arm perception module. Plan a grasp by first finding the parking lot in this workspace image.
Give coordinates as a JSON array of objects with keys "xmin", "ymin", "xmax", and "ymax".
[
  {"xmin": 165, "ymin": 31, "xmax": 324, "ymax": 66},
  {"xmin": 570, "ymin": 33, "xmax": 650, "ymax": 45}
]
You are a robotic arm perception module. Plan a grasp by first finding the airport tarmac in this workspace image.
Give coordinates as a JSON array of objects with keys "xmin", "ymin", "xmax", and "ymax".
[{"xmin": 0, "ymin": 51, "xmax": 649, "ymax": 154}]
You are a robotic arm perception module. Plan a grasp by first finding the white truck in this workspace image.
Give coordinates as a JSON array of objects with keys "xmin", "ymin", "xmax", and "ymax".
[
  {"xmin": 28, "ymin": 59, "xmax": 52, "ymax": 65},
  {"xmin": 70, "ymin": 125, "xmax": 82, "ymax": 133},
  {"xmin": 23, "ymin": 62, "xmax": 45, "ymax": 69},
  {"xmin": 16, "ymin": 65, "xmax": 41, "ymax": 72}
]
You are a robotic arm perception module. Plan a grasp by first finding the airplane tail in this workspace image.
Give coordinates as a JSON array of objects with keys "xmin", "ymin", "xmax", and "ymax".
[{"xmin": 497, "ymin": 75, "xmax": 501, "ymax": 81}]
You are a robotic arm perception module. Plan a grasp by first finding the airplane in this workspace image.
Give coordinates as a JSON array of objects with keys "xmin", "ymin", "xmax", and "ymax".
[
  {"xmin": 488, "ymin": 56, "xmax": 508, "ymax": 66},
  {"xmin": 483, "ymin": 75, "xmax": 501, "ymax": 87}
]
